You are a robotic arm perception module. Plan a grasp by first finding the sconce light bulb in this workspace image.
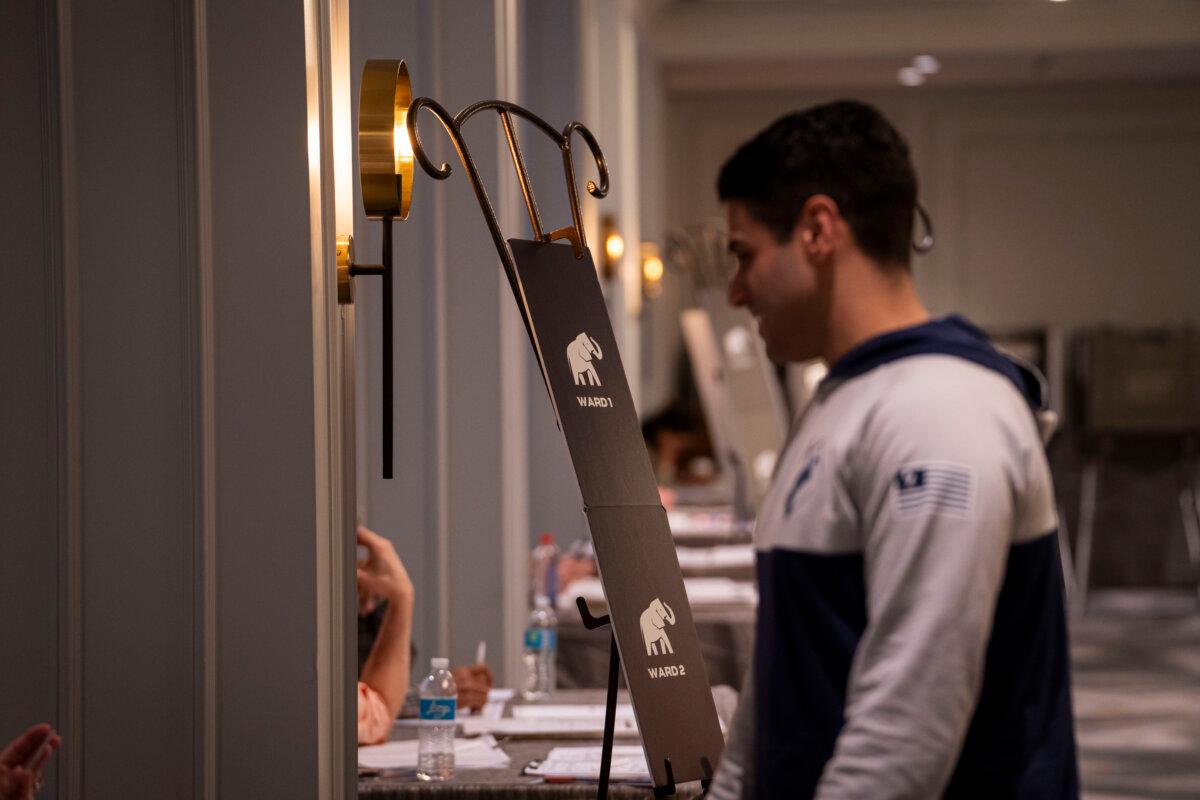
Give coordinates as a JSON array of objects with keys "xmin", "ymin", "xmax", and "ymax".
[
  {"xmin": 394, "ymin": 111, "xmax": 413, "ymax": 173},
  {"xmin": 605, "ymin": 232, "xmax": 625, "ymax": 263}
]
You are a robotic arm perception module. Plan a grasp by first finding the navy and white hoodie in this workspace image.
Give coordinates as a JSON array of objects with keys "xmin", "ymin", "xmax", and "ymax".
[{"xmin": 709, "ymin": 316, "xmax": 1078, "ymax": 800}]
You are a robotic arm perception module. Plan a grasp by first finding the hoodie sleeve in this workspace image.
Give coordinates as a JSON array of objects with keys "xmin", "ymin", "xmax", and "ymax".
[{"xmin": 813, "ymin": 375, "xmax": 1032, "ymax": 799}]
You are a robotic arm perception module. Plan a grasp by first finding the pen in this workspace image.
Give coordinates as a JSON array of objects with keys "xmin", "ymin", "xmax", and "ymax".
[{"xmin": 475, "ymin": 639, "xmax": 487, "ymax": 665}]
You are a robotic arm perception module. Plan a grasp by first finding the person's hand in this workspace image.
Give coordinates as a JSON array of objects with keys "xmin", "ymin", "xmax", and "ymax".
[
  {"xmin": 0, "ymin": 724, "xmax": 59, "ymax": 800},
  {"xmin": 356, "ymin": 526, "xmax": 414, "ymax": 612},
  {"xmin": 658, "ymin": 485, "xmax": 677, "ymax": 509},
  {"xmin": 557, "ymin": 554, "xmax": 598, "ymax": 595},
  {"xmin": 452, "ymin": 664, "xmax": 494, "ymax": 713}
]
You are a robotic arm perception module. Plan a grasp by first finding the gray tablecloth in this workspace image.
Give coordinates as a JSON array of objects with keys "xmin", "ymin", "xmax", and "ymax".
[{"xmin": 357, "ymin": 688, "xmax": 738, "ymax": 799}]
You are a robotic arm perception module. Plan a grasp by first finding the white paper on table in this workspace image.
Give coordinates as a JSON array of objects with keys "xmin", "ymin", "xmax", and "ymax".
[
  {"xmin": 510, "ymin": 703, "xmax": 635, "ymax": 720},
  {"xmin": 674, "ymin": 545, "xmax": 755, "ymax": 570},
  {"xmin": 558, "ymin": 576, "xmax": 755, "ymax": 611},
  {"xmin": 680, "ymin": 577, "xmax": 758, "ymax": 606},
  {"xmin": 666, "ymin": 508, "xmax": 736, "ymax": 535},
  {"xmin": 526, "ymin": 745, "xmax": 650, "ymax": 782},
  {"xmin": 461, "ymin": 715, "xmax": 639, "ymax": 739},
  {"xmin": 358, "ymin": 734, "xmax": 510, "ymax": 770}
]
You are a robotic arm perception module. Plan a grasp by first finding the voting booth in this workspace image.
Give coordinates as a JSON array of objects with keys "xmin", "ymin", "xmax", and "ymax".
[{"xmin": 667, "ymin": 225, "xmax": 790, "ymax": 515}]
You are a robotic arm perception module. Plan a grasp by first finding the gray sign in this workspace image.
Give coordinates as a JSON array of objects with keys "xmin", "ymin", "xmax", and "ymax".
[
  {"xmin": 587, "ymin": 505, "xmax": 726, "ymax": 787},
  {"xmin": 510, "ymin": 238, "xmax": 724, "ymax": 787},
  {"xmin": 510, "ymin": 239, "xmax": 659, "ymax": 508}
]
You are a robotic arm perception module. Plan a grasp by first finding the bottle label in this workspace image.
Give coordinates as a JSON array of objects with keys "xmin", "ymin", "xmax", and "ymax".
[
  {"xmin": 524, "ymin": 628, "xmax": 556, "ymax": 649},
  {"xmin": 419, "ymin": 698, "xmax": 456, "ymax": 721}
]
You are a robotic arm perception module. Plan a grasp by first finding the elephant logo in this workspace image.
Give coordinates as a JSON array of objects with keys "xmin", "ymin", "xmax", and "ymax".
[
  {"xmin": 639, "ymin": 597, "xmax": 676, "ymax": 657},
  {"xmin": 567, "ymin": 332, "xmax": 603, "ymax": 386}
]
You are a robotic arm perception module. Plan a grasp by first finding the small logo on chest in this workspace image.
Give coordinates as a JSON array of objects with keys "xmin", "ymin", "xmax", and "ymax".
[{"xmin": 785, "ymin": 455, "xmax": 820, "ymax": 517}]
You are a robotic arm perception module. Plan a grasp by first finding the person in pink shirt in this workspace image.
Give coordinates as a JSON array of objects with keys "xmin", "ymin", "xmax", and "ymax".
[
  {"xmin": 356, "ymin": 525, "xmax": 415, "ymax": 745},
  {"xmin": 356, "ymin": 525, "xmax": 495, "ymax": 745}
]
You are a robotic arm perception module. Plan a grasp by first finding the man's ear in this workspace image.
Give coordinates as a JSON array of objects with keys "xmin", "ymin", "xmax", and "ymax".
[{"xmin": 798, "ymin": 194, "xmax": 841, "ymax": 263}]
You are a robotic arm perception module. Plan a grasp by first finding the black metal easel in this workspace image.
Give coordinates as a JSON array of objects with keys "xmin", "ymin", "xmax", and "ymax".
[
  {"xmin": 402, "ymin": 85, "xmax": 718, "ymax": 798},
  {"xmin": 574, "ymin": 596, "xmax": 623, "ymax": 799}
]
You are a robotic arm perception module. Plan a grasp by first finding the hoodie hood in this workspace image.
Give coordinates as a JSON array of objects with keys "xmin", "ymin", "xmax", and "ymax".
[{"xmin": 823, "ymin": 314, "xmax": 1047, "ymax": 410}]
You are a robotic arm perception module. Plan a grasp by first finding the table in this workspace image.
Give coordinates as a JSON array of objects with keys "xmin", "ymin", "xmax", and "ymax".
[{"xmin": 357, "ymin": 688, "xmax": 738, "ymax": 799}]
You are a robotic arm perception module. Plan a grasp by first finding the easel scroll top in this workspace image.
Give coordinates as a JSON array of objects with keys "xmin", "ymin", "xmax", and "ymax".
[{"xmin": 406, "ymin": 97, "xmax": 609, "ymax": 262}]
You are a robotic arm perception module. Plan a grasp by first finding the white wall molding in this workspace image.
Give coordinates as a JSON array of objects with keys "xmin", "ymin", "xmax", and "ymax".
[
  {"xmin": 185, "ymin": 0, "xmax": 218, "ymax": 796},
  {"xmin": 52, "ymin": 0, "xmax": 84, "ymax": 795},
  {"xmin": 494, "ymin": 0, "xmax": 529, "ymax": 691},
  {"xmin": 430, "ymin": 0, "xmax": 453, "ymax": 663},
  {"xmin": 302, "ymin": 0, "xmax": 351, "ymax": 795}
]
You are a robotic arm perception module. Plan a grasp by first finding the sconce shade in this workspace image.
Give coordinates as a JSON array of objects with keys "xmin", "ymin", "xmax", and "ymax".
[{"xmin": 359, "ymin": 59, "xmax": 413, "ymax": 220}]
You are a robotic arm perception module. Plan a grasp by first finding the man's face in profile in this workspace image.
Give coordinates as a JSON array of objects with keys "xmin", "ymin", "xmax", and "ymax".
[{"xmin": 724, "ymin": 200, "xmax": 826, "ymax": 363}]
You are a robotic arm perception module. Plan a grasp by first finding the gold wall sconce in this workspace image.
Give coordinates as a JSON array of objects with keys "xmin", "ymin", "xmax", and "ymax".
[
  {"xmin": 641, "ymin": 242, "xmax": 664, "ymax": 299},
  {"xmin": 338, "ymin": 58, "xmax": 414, "ymax": 479},
  {"xmin": 600, "ymin": 214, "xmax": 623, "ymax": 282}
]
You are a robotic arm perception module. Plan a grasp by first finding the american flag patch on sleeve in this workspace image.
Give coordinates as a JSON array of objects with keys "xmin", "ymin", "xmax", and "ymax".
[{"xmin": 893, "ymin": 461, "xmax": 976, "ymax": 517}]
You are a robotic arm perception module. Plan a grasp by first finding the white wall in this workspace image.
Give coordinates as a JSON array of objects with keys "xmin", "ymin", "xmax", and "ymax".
[
  {"xmin": 522, "ymin": 0, "xmax": 592, "ymax": 553},
  {"xmin": 1, "ymin": 0, "xmax": 353, "ymax": 796},
  {"xmin": 665, "ymin": 82, "xmax": 1200, "ymax": 333},
  {"xmin": 350, "ymin": 2, "xmax": 658, "ymax": 676},
  {"xmin": 1, "ymin": 3, "xmax": 67, "ymax": 797},
  {"xmin": 351, "ymin": 0, "xmax": 533, "ymax": 684},
  {"xmin": 660, "ymin": 79, "xmax": 1200, "ymax": 586}
]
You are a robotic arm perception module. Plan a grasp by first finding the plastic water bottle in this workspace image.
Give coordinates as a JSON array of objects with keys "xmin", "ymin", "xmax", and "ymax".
[
  {"xmin": 417, "ymin": 657, "xmax": 457, "ymax": 781},
  {"xmin": 531, "ymin": 532, "xmax": 560, "ymax": 605},
  {"xmin": 522, "ymin": 595, "xmax": 557, "ymax": 701}
]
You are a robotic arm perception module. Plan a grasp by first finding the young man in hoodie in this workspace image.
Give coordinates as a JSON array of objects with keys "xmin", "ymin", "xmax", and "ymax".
[{"xmin": 707, "ymin": 101, "xmax": 1078, "ymax": 799}]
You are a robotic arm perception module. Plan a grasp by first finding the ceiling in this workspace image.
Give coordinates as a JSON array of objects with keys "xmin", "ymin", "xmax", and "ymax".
[{"xmin": 645, "ymin": 0, "xmax": 1200, "ymax": 92}]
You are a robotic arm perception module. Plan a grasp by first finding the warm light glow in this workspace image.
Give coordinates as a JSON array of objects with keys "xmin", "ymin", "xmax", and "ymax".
[
  {"xmin": 394, "ymin": 109, "xmax": 413, "ymax": 173},
  {"xmin": 641, "ymin": 242, "xmax": 663, "ymax": 299},
  {"xmin": 643, "ymin": 255, "xmax": 664, "ymax": 283},
  {"xmin": 605, "ymin": 231, "xmax": 625, "ymax": 263}
]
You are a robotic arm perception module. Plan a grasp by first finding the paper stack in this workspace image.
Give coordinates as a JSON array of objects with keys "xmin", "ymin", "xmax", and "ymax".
[
  {"xmin": 562, "ymin": 576, "xmax": 756, "ymax": 610},
  {"xmin": 674, "ymin": 544, "xmax": 756, "ymax": 571},
  {"xmin": 358, "ymin": 734, "xmax": 510, "ymax": 771},
  {"xmin": 526, "ymin": 745, "xmax": 651, "ymax": 782},
  {"xmin": 461, "ymin": 710, "xmax": 639, "ymax": 739}
]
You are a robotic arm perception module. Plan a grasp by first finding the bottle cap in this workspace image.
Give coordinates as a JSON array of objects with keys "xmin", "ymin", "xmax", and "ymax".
[
  {"xmin": 431, "ymin": 656, "xmax": 449, "ymax": 670},
  {"xmin": 534, "ymin": 594, "xmax": 551, "ymax": 608},
  {"xmin": 539, "ymin": 532, "xmax": 555, "ymax": 546}
]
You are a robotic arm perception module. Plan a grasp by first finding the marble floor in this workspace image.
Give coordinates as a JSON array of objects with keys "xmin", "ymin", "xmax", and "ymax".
[{"xmin": 1073, "ymin": 591, "xmax": 1200, "ymax": 799}]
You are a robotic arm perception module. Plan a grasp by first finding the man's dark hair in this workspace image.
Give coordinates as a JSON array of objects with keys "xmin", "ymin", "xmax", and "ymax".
[{"xmin": 717, "ymin": 100, "xmax": 917, "ymax": 267}]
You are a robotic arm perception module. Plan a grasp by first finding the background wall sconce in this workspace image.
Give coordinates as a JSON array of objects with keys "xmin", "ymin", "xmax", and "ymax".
[
  {"xmin": 600, "ymin": 214, "xmax": 624, "ymax": 282},
  {"xmin": 338, "ymin": 58, "xmax": 414, "ymax": 479},
  {"xmin": 641, "ymin": 242, "xmax": 664, "ymax": 299}
]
